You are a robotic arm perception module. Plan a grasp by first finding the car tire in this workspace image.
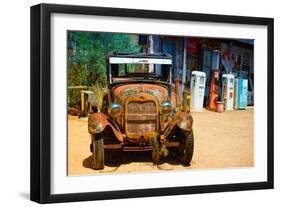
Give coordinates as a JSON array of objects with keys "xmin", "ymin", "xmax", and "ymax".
[
  {"xmin": 91, "ymin": 133, "xmax": 105, "ymax": 170},
  {"xmin": 178, "ymin": 130, "xmax": 194, "ymax": 166}
]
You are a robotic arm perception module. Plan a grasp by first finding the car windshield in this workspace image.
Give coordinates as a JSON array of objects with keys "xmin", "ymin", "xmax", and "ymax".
[{"xmin": 110, "ymin": 63, "xmax": 171, "ymax": 83}]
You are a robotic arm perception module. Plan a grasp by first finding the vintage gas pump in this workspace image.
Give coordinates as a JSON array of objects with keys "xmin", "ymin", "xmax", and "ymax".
[
  {"xmin": 208, "ymin": 50, "xmax": 221, "ymax": 111},
  {"xmin": 208, "ymin": 70, "xmax": 220, "ymax": 110},
  {"xmin": 234, "ymin": 78, "xmax": 248, "ymax": 109},
  {"xmin": 190, "ymin": 71, "xmax": 206, "ymax": 112},
  {"xmin": 222, "ymin": 74, "xmax": 235, "ymax": 110}
]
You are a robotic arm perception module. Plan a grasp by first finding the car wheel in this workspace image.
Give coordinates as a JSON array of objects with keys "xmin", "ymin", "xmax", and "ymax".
[
  {"xmin": 91, "ymin": 133, "xmax": 104, "ymax": 170},
  {"xmin": 178, "ymin": 130, "xmax": 194, "ymax": 166}
]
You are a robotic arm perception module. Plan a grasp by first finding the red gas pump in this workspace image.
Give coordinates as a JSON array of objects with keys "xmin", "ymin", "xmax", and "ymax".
[
  {"xmin": 208, "ymin": 69, "xmax": 220, "ymax": 111},
  {"xmin": 208, "ymin": 50, "xmax": 221, "ymax": 111}
]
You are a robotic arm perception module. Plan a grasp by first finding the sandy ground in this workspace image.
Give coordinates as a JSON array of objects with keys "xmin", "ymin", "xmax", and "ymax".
[{"xmin": 67, "ymin": 108, "xmax": 253, "ymax": 176}]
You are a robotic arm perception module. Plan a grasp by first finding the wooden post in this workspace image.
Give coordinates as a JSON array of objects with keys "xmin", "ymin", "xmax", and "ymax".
[{"xmin": 80, "ymin": 90, "xmax": 85, "ymax": 114}]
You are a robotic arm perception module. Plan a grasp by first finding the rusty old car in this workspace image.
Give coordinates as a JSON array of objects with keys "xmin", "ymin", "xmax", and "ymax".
[{"xmin": 88, "ymin": 52, "xmax": 194, "ymax": 169}]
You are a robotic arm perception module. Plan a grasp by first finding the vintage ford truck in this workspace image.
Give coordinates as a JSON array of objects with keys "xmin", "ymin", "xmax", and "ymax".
[{"xmin": 88, "ymin": 52, "xmax": 194, "ymax": 169}]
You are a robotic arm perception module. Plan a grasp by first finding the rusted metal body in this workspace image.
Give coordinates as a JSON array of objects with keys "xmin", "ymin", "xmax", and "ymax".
[
  {"xmin": 88, "ymin": 52, "xmax": 193, "ymax": 154},
  {"xmin": 88, "ymin": 85, "xmax": 192, "ymax": 150}
]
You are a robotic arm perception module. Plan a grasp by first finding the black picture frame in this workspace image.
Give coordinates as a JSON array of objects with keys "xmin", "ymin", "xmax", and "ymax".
[{"xmin": 30, "ymin": 3, "xmax": 274, "ymax": 204}]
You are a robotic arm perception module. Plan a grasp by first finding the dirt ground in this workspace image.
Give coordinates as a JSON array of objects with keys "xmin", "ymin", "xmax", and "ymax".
[{"xmin": 67, "ymin": 108, "xmax": 254, "ymax": 176}]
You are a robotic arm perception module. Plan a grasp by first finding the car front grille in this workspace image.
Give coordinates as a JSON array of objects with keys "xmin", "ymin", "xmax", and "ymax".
[{"xmin": 126, "ymin": 101, "xmax": 157, "ymax": 134}]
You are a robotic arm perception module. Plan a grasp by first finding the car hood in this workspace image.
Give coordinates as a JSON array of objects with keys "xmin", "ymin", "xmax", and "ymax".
[{"xmin": 112, "ymin": 83, "xmax": 170, "ymax": 104}]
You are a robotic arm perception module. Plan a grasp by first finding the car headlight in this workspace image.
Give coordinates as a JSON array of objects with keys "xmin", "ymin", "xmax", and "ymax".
[
  {"xmin": 88, "ymin": 119, "xmax": 105, "ymax": 134},
  {"xmin": 177, "ymin": 114, "xmax": 193, "ymax": 131},
  {"xmin": 108, "ymin": 102, "xmax": 123, "ymax": 118},
  {"xmin": 161, "ymin": 101, "xmax": 172, "ymax": 114}
]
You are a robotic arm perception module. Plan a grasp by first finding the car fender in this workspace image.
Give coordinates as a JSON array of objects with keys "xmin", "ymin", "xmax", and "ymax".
[
  {"xmin": 161, "ymin": 112, "xmax": 193, "ymax": 140},
  {"xmin": 88, "ymin": 112, "xmax": 124, "ymax": 142}
]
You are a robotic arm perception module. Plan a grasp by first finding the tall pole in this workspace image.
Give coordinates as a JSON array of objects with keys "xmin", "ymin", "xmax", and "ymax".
[
  {"xmin": 181, "ymin": 37, "xmax": 188, "ymax": 103},
  {"xmin": 149, "ymin": 35, "xmax": 154, "ymax": 54},
  {"xmin": 149, "ymin": 35, "xmax": 154, "ymax": 72},
  {"xmin": 175, "ymin": 55, "xmax": 180, "ymax": 104},
  {"xmin": 230, "ymin": 41, "xmax": 233, "ymax": 73}
]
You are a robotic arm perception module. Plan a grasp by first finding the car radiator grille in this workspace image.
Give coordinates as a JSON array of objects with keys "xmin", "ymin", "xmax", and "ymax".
[{"xmin": 126, "ymin": 101, "xmax": 157, "ymax": 134}]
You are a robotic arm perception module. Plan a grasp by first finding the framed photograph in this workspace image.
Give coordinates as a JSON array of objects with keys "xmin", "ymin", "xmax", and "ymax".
[{"xmin": 30, "ymin": 3, "xmax": 274, "ymax": 203}]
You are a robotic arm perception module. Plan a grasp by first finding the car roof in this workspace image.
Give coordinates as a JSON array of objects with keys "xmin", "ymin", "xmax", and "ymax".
[{"xmin": 108, "ymin": 52, "xmax": 172, "ymax": 59}]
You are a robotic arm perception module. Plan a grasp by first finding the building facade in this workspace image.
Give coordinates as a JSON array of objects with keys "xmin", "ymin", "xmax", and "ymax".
[{"xmin": 139, "ymin": 35, "xmax": 254, "ymax": 106}]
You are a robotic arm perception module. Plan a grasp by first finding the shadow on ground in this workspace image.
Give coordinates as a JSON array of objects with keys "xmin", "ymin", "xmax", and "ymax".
[{"xmin": 82, "ymin": 149, "xmax": 189, "ymax": 171}]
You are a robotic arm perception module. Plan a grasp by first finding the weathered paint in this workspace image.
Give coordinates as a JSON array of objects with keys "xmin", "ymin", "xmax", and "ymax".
[
  {"xmin": 124, "ymin": 92, "xmax": 159, "ymax": 142},
  {"xmin": 112, "ymin": 84, "xmax": 168, "ymax": 104},
  {"xmin": 161, "ymin": 111, "xmax": 193, "ymax": 141},
  {"xmin": 88, "ymin": 112, "xmax": 124, "ymax": 142},
  {"xmin": 88, "ymin": 83, "xmax": 191, "ymax": 145}
]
